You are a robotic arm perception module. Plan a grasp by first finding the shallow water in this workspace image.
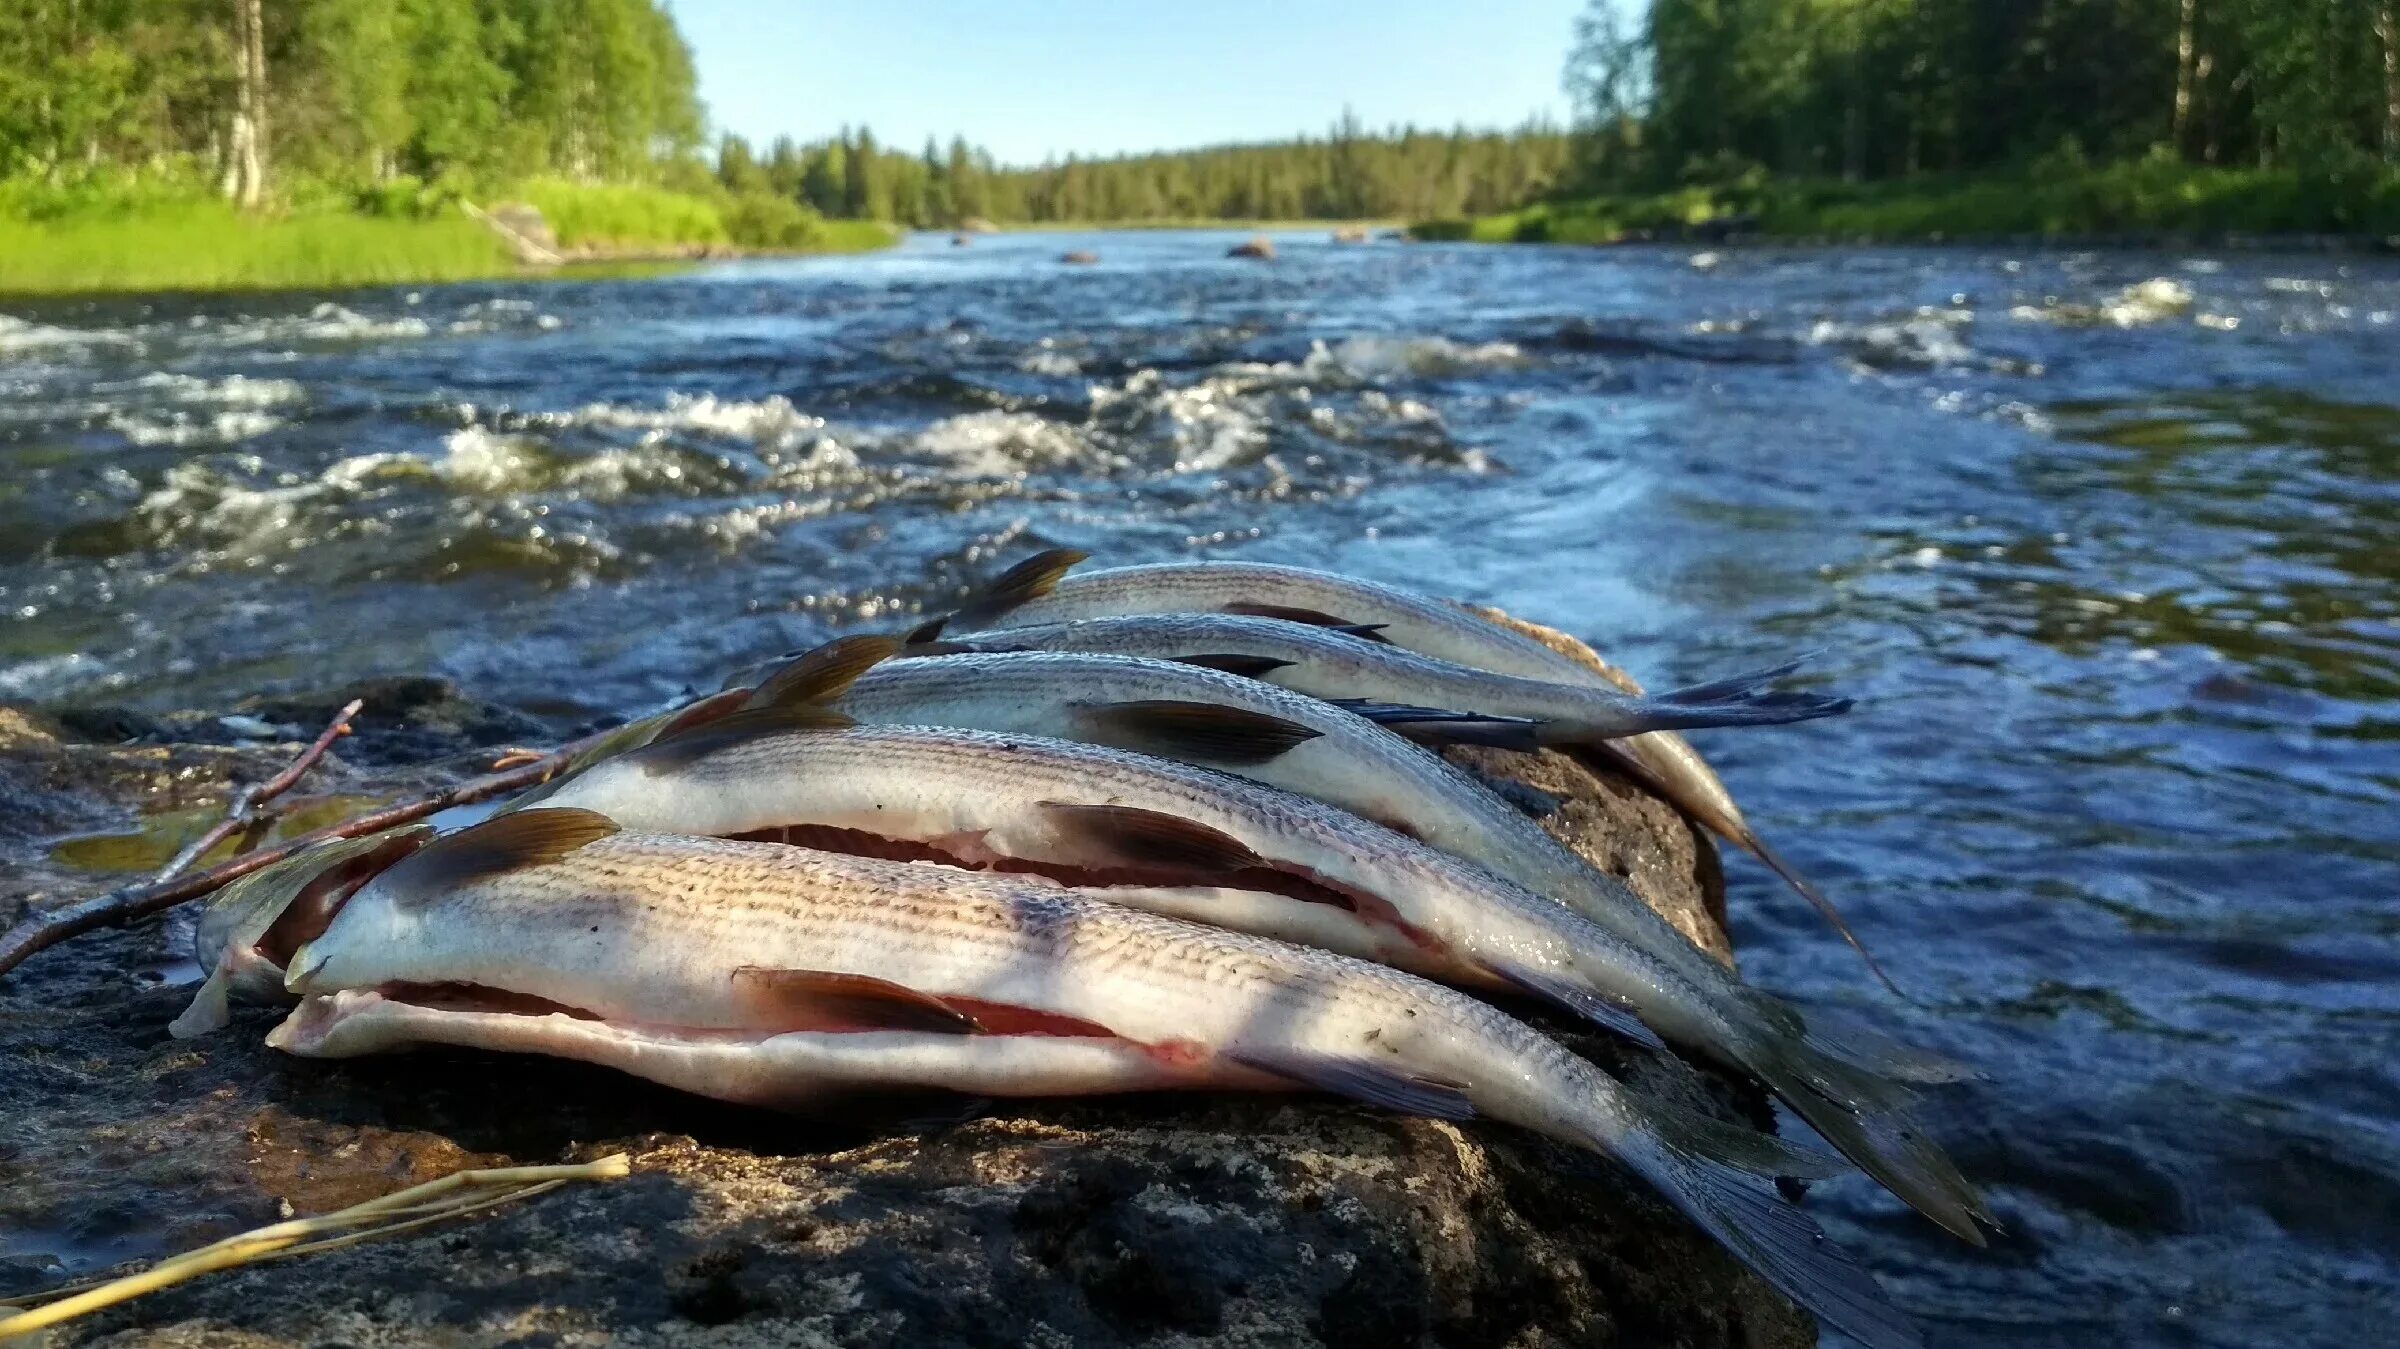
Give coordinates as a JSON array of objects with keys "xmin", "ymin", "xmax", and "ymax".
[{"xmin": 6, "ymin": 229, "xmax": 2397, "ymax": 1345}]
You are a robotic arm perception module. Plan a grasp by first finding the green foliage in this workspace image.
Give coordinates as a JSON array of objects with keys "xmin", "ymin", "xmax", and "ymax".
[
  {"xmin": 0, "ymin": 207, "xmax": 514, "ymax": 294},
  {"xmin": 1423, "ymin": 162, "xmax": 2400, "ymax": 244},
  {"xmin": 1564, "ymin": 1, "xmax": 2400, "ymax": 194},
  {"xmin": 0, "ymin": 1, "xmax": 706, "ymax": 191},
  {"xmin": 743, "ymin": 117, "xmax": 1574, "ymax": 227},
  {"xmin": 514, "ymin": 178, "xmax": 729, "ymax": 248}
]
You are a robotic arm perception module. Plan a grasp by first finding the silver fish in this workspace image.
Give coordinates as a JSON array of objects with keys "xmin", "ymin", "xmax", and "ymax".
[
  {"xmin": 914, "ymin": 552, "xmax": 1883, "ymax": 989},
  {"xmin": 530, "ymin": 707, "xmax": 1987, "ymax": 1240},
  {"xmin": 530, "ymin": 714, "xmax": 1706, "ymax": 1054},
  {"xmin": 273, "ymin": 809, "xmax": 1919, "ymax": 1349}
]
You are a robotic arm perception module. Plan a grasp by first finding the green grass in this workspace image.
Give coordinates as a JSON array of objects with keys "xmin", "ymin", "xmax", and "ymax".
[
  {"xmin": 990, "ymin": 218, "xmax": 1400, "ymax": 233},
  {"xmin": 804, "ymin": 218, "xmax": 903, "ymax": 252},
  {"xmin": 1413, "ymin": 161, "xmax": 2400, "ymax": 246},
  {"xmin": 511, "ymin": 177, "xmax": 731, "ymax": 249},
  {"xmin": 0, "ymin": 203, "xmax": 516, "ymax": 295}
]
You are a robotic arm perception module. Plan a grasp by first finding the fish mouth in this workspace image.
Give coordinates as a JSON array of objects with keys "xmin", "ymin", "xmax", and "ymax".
[{"xmin": 270, "ymin": 985, "xmax": 761, "ymax": 1055}]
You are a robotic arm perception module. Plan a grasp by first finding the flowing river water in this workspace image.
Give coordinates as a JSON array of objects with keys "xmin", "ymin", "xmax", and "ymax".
[{"xmin": 4, "ymin": 230, "xmax": 2396, "ymax": 1346}]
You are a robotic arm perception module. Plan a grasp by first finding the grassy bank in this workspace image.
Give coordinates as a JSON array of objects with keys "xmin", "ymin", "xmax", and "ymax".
[
  {"xmin": 1413, "ymin": 161, "xmax": 2400, "ymax": 247},
  {"xmin": 0, "ymin": 205, "xmax": 517, "ymax": 294},
  {"xmin": 990, "ymin": 218, "xmax": 1401, "ymax": 233},
  {"xmin": 0, "ymin": 179, "xmax": 898, "ymax": 297}
]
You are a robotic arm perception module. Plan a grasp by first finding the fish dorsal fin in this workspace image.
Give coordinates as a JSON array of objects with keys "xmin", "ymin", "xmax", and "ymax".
[
  {"xmin": 1036, "ymin": 801, "xmax": 1264, "ymax": 872},
  {"xmin": 932, "ymin": 547, "xmax": 1090, "ymax": 635},
  {"xmin": 637, "ymin": 705, "xmax": 857, "ymax": 774},
  {"xmin": 1168, "ymin": 653, "xmax": 1296, "ymax": 680},
  {"xmin": 1225, "ymin": 1047, "xmax": 1477, "ymax": 1120},
  {"xmin": 382, "ymin": 808, "xmax": 618, "ymax": 903},
  {"xmin": 901, "ymin": 637, "xmax": 1004, "ymax": 657},
  {"xmin": 1073, "ymin": 699, "xmax": 1323, "ymax": 766},
  {"xmin": 655, "ymin": 687, "xmax": 754, "ymax": 736},
  {"xmin": 1219, "ymin": 604, "xmax": 1391, "ymax": 644},
  {"xmin": 1330, "ymin": 623, "xmax": 1392, "ymax": 643},
  {"xmin": 749, "ymin": 634, "xmax": 904, "ymax": 708},
  {"xmin": 730, "ymin": 967, "xmax": 980, "ymax": 1035}
]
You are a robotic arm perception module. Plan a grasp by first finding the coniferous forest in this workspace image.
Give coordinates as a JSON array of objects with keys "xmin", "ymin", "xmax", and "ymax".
[
  {"xmin": 3, "ymin": 0, "xmax": 2398, "ymax": 294},
  {"xmin": 1598, "ymin": 0, "xmax": 2400, "ymax": 186}
]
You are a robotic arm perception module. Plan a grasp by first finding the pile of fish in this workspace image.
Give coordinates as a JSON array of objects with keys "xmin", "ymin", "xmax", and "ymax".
[{"xmin": 172, "ymin": 552, "xmax": 1979, "ymax": 1348}]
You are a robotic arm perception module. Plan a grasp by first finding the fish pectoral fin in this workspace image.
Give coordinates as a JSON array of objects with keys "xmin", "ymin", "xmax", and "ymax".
[
  {"xmin": 1033, "ymin": 802, "xmax": 1265, "ymax": 873},
  {"xmin": 382, "ymin": 808, "xmax": 618, "ymax": 902},
  {"xmin": 1216, "ymin": 604, "xmax": 1391, "ymax": 644},
  {"xmin": 635, "ymin": 705, "xmax": 856, "ymax": 773},
  {"xmin": 1483, "ymin": 959, "xmax": 1670, "ymax": 1052},
  {"xmin": 730, "ymin": 967, "xmax": 982, "ymax": 1035},
  {"xmin": 750, "ymin": 635, "xmax": 905, "ymax": 708},
  {"xmin": 168, "ymin": 967, "xmax": 236, "ymax": 1039},
  {"xmin": 1323, "ymin": 700, "xmax": 1544, "ymax": 753},
  {"xmin": 1226, "ymin": 1047, "xmax": 1477, "ymax": 1120},
  {"xmin": 940, "ymin": 547, "xmax": 1090, "ymax": 632},
  {"xmin": 1166, "ymin": 653, "xmax": 1297, "ymax": 679},
  {"xmin": 1073, "ymin": 699, "xmax": 1323, "ymax": 765}
]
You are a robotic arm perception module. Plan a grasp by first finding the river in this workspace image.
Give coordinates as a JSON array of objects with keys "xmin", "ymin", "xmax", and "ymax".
[{"xmin": 4, "ymin": 229, "xmax": 2396, "ymax": 1346}]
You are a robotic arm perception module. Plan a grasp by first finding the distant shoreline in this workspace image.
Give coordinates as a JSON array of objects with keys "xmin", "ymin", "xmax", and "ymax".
[
  {"xmin": 0, "ymin": 202, "xmax": 897, "ymax": 301},
  {"xmin": 1413, "ymin": 164, "xmax": 2400, "ymax": 254}
]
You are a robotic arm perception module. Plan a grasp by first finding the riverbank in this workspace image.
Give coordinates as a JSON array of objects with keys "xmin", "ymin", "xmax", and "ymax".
[
  {"xmin": 989, "ymin": 218, "xmax": 1400, "ymax": 233},
  {"xmin": 1413, "ymin": 161, "xmax": 2400, "ymax": 249},
  {"xmin": 0, "ymin": 184, "xmax": 898, "ymax": 297}
]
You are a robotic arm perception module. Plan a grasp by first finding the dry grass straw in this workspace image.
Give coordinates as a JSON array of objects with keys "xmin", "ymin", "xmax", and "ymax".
[{"xmin": 0, "ymin": 1154, "xmax": 630, "ymax": 1339}]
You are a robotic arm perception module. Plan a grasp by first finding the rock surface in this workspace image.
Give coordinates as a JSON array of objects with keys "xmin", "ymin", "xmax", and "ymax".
[{"xmin": 0, "ymin": 632, "xmax": 1812, "ymax": 1349}]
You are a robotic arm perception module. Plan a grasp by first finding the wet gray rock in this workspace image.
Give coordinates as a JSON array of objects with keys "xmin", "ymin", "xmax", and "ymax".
[{"xmin": 0, "ymin": 634, "xmax": 1813, "ymax": 1349}]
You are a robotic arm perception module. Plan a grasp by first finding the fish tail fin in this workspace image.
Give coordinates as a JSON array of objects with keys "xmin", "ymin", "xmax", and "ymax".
[
  {"xmin": 1637, "ymin": 1145, "xmax": 1927, "ymax": 1349},
  {"xmin": 1607, "ymin": 665, "xmax": 1855, "ymax": 734},
  {"xmin": 1532, "ymin": 1047, "xmax": 1914, "ymax": 1345},
  {"xmin": 1725, "ymin": 995, "xmax": 1992, "ymax": 1245},
  {"xmin": 1758, "ymin": 994, "xmax": 1984, "ymax": 1086},
  {"xmin": 1738, "ymin": 826, "xmax": 1904, "ymax": 996},
  {"xmin": 1593, "ymin": 738, "xmax": 1902, "ymax": 995}
]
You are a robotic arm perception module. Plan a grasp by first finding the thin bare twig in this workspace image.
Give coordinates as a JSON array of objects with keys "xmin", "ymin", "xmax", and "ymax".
[
  {"xmin": 151, "ymin": 699, "xmax": 363, "ymax": 884},
  {"xmin": 0, "ymin": 730, "xmax": 602, "ymax": 983},
  {"xmin": 0, "ymin": 1155, "xmax": 630, "ymax": 1336}
]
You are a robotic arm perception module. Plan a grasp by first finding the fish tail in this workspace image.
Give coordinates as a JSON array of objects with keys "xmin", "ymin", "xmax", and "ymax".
[
  {"xmin": 1587, "ymin": 739, "xmax": 1903, "ymax": 995},
  {"xmin": 1631, "ymin": 1141, "xmax": 1927, "ymax": 1349},
  {"xmin": 1605, "ymin": 668, "xmax": 1856, "ymax": 735},
  {"xmin": 1724, "ymin": 993, "xmax": 1992, "ymax": 1245},
  {"xmin": 1739, "ymin": 826, "xmax": 1904, "ymax": 996}
]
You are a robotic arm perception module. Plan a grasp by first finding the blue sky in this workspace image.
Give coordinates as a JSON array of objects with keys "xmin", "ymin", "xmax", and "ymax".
[{"xmin": 674, "ymin": 0, "xmax": 1584, "ymax": 165}]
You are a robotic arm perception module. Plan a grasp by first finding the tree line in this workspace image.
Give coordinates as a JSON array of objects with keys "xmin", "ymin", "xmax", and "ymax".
[
  {"xmin": 713, "ymin": 114, "xmax": 1576, "ymax": 226},
  {"xmin": 0, "ymin": 0, "xmax": 703, "ymax": 205},
  {"xmin": 1568, "ymin": 0, "xmax": 2400, "ymax": 189}
]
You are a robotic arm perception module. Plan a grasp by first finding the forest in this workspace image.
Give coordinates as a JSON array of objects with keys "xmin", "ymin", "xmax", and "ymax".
[
  {"xmin": 714, "ymin": 115, "xmax": 1576, "ymax": 227},
  {"xmin": 6, "ymin": 0, "xmax": 2398, "ymax": 292},
  {"xmin": 0, "ymin": 0, "xmax": 703, "ymax": 203},
  {"xmin": 1575, "ymin": 0, "xmax": 2400, "ymax": 184},
  {"xmin": 1486, "ymin": 0, "xmax": 2400, "ymax": 241}
]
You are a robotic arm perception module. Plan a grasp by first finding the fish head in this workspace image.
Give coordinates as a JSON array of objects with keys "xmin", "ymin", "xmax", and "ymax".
[{"xmin": 169, "ymin": 826, "xmax": 433, "ymax": 1039}]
